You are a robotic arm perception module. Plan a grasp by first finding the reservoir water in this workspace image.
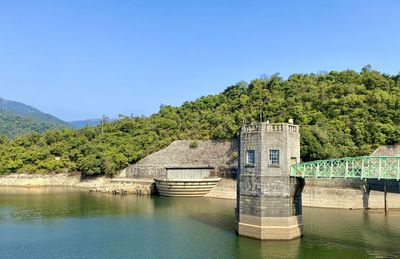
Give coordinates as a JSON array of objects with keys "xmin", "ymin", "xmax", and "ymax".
[{"xmin": 0, "ymin": 187, "xmax": 399, "ymax": 258}]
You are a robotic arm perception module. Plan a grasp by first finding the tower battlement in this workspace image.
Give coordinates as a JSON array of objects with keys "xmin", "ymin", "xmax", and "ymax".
[{"xmin": 241, "ymin": 122, "xmax": 299, "ymax": 134}]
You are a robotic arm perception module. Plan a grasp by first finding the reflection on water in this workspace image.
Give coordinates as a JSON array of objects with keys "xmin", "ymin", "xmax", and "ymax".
[
  {"xmin": 0, "ymin": 187, "xmax": 400, "ymax": 258},
  {"xmin": 302, "ymin": 207, "xmax": 400, "ymax": 257},
  {"xmin": 236, "ymin": 238, "xmax": 300, "ymax": 259},
  {"xmin": 0, "ymin": 187, "xmax": 157, "ymax": 222}
]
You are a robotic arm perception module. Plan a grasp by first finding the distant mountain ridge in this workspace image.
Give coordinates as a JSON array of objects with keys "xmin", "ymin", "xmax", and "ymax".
[
  {"xmin": 0, "ymin": 97, "xmax": 43, "ymax": 115},
  {"xmin": 0, "ymin": 97, "xmax": 71, "ymax": 137},
  {"xmin": 69, "ymin": 119, "xmax": 101, "ymax": 128}
]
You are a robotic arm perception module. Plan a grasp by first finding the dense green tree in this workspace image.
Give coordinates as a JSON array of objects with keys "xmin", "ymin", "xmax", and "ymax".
[{"xmin": 0, "ymin": 68, "xmax": 399, "ymax": 176}]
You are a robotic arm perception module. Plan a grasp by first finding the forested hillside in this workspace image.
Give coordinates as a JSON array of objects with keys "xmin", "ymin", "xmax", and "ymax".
[
  {"xmin": 0, "ymin": 67, "xmax": 399, "ymax": 176},
  {"xmin": 0, "ymin": 98, "xmax": 71, "ymax": 137}
]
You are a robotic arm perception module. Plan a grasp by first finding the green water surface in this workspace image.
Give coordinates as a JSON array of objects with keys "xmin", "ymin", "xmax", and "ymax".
[{"xmin": 0, "ymin": 187, "xmax": 399, "ymax": 259}]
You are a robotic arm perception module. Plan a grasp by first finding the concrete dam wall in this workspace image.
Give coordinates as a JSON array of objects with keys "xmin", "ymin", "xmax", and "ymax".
[
  {"xmin": 206, "ymin": 177, "xmax": 400, "ymax": 209},
  {"xmin": 121, "ymin": 139, "xmax": 400, "ymax": 209}
]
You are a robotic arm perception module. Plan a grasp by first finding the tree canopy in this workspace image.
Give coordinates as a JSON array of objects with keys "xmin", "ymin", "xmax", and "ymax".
[{"xmin": 0, "ymin": 68, "xmax": 399, "ymax": 176}]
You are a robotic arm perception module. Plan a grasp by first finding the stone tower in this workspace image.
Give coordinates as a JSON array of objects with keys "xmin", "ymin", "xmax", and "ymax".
[{"xmin": 237, "ymin": 122, "xmax": 304, "ymax": 240}]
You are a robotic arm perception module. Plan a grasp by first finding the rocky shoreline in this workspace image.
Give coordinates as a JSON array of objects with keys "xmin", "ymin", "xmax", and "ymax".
[
  {"xmin": 0, "ymin": 173, "xmax": 154, "ymax": 195},
  {"xmin": 0, "ymin": 173, "xmax": 235, "ymax": 199}
]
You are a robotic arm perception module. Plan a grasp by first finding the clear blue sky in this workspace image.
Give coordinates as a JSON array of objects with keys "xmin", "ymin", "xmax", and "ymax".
[{"xmin": 0, "ymin": 0, "xmax": 399, "ymax": 121}]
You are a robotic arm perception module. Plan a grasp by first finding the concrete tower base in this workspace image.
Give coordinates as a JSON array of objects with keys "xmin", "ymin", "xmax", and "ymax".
[{"xmin": 238, "ymin": 215, "xmax": 303, "ymax": 240}]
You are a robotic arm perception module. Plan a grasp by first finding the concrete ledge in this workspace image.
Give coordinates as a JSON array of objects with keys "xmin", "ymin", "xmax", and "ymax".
[
  {"xmin": 205, "ymin": 179, "xmax": 236, "ymax": 199},
  {"xmin": 110, "ymin": 178, "xmax": 155, "ymax": 184},
  {"xmin": 303, "ymin": 186, "xmax": 400, "ymax": 209}
]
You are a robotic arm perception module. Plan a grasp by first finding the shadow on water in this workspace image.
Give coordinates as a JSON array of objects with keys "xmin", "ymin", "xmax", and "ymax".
[{"xmin": 152, "ymin": 196, "xmax": 237, "ymax": 232}]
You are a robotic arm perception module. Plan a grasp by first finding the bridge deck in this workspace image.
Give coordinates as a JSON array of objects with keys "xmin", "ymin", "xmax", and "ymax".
[{"xmin": 290, "ymin": 156, "xmax": 400, "ymax": 180}]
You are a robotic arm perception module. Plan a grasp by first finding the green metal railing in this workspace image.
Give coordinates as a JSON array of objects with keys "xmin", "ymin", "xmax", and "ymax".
[{"xmin": 290, "ymin": 156, "xmax": 400, "ymax": 180}]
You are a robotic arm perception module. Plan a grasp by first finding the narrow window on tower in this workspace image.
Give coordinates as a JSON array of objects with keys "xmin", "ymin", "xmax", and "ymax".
[
  {"xmin": 269, "ymin": 149, "xmax": 280, "ymax": 167},
  {"xmin": 247, "ymin": 150, "xmax": 255, "ymax": 165}
]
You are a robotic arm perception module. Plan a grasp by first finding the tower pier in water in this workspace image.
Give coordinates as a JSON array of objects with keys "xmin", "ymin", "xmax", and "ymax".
[{"xmin": 237, "ymin": 122, "xmax": 304, "ymax": 240}]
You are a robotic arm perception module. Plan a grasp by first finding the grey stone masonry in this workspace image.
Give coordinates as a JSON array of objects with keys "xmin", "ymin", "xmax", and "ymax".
[
  {"xmin": 237, "ymin": 122, "xmax": 304, "ymax": 240},
  {"xmin": 123, "ymin": 140, "xmax": 237, "ymax": 179}
]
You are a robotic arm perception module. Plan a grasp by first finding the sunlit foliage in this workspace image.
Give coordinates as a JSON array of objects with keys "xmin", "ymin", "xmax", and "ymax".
[{"xmin": 0, "ymin": 68, "xmax": 399, "ymax": 176}]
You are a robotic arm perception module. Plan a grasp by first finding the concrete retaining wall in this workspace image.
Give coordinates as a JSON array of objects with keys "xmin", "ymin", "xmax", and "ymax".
[
  {"xmin": 205, "ymin": 179, "xmax": 236, "ymax": 199},
  {"xmin": 2, "ymin": 173, "xmax": 398, "ymax": 210},
  {"xmin": 166, "ymin": 168, "xmax": 212, "ymax": 180},
  {"xmin": 0, "ymin": 173, "xmax": 154, "ymax": 195},
  {"xmin": 207, "ymin": 177, "xmax": 400, "ymax": 209}
]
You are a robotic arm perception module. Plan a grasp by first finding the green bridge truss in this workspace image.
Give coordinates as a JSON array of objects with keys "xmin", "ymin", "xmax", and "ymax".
[{"xmin": 290, "ymin": 156, "xmax": 400, "ymax": 180}]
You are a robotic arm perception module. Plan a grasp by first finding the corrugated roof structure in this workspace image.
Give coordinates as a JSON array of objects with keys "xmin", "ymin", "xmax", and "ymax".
[
  {"xmin": 136, "ymin": 140, "xmax": 237, "ymax": 168},
  {"xmin": 371, "ymin": 145, "xmax": 400, "ymax": 156},
  {"xmin": 123, "ymin": 139, "xmax": 238, "ymax": 179}
]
